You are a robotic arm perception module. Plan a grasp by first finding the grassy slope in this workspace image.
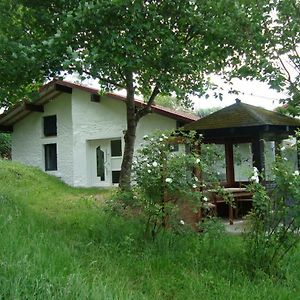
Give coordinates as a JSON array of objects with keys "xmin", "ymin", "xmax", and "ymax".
[{"xmin": 0, "ymin": 160, "xmax": 299, "ymax": 300}]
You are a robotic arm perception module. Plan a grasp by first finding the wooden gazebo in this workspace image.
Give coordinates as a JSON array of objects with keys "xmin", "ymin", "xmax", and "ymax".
[
  {"xmin": 184, "ymin": 100, "xmax": 300, "ymax": 187},
  {"xmin": 184, "ymin": 100, "xmax": 300, "ymax": 222}
]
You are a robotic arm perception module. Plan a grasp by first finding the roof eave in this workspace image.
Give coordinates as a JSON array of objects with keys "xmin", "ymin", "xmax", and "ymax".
[{"xmin": 0, "ymin": 80, "xmax": 198, "ymax": 131}]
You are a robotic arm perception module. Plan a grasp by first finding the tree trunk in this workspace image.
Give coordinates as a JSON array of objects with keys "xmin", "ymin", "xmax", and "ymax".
[
  {"xmin": 119, "ymin": 74, "xmax": 159, "ymax": 190},
  {"xmin": 119, "ymin": 73, "xmax": 136, "ymax": 190}
]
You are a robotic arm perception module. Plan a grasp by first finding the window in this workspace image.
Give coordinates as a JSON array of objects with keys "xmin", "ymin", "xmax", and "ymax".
[
  {"xmin": 96, "ymin": 146, "xmax": 105, "ymax": 181},
  {"xmin": 43, "ymin": 115, "xmax": 57, "ymax": 136},
  {"xmin": 91, "ymin": 94, "xmax": 100, "ymax": 102},
  {"xmin": 176, "ymin": 121, "xmax": 186, "ymax": 129},
  {"xmin": 111, "ymin": 139, "xmax": 122, "ymax": 157},
  {"xmin": 44, "ymin": 144, "xmax": 57, "ymax": 171},
  {"xmin": 202, "ymin": 144, "xmax": 227, "ymax": 182},
  {"xmin": 169, "ymin": 143, "xmax": 179, "ymax": 152},
  {"xmin": 233, "ymin": 143, "xmax": 253, "ymax": 182},
  {"xmin": 112, "ymin": 171, "xmax": 121, "ymax": 184}
]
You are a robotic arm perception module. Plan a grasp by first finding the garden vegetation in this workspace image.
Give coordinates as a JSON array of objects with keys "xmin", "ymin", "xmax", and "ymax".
[{"xmin": 1, "ymin": 135, "xmax": 300, "ymax": 299}]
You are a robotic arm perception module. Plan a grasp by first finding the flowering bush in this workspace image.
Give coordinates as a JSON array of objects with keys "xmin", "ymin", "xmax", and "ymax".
[
  {"xmin": 245, "ymin": 153, "xmax": 300, "ymax": 275},
  {"xmin": 129, "ymin": 130, "xmax": 224, "ymax": 240}
]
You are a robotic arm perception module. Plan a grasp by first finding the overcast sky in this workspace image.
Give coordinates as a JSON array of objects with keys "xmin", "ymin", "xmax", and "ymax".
[{"xmin": 192, "ymin": 78, "xmax": 285, "ymax": 111}]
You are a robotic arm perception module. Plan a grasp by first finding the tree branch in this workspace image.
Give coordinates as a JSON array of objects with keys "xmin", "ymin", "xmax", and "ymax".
[
  {"xmin": 83, "ymin": 69, "xmax": 125, "ymax": 89},
  {"xmin": 135, "ymin": 84, "xmax": 160, "ymax": 121},
  {"xmin": 279, "ymin": 56, "xmax": 293, "ymax": 84},
  {"xmin": 68, "ymin": 66, "xmax": 125, "ymax": 89}
]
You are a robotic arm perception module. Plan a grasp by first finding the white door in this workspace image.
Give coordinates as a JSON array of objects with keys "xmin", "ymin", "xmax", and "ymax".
[
  {"xmin": 87, "ymin": 138, "xmax": 123, "ymax": 187},
  {"xmin": 89, "ymin": 140, "xmax": 111, "ymax": 187}
]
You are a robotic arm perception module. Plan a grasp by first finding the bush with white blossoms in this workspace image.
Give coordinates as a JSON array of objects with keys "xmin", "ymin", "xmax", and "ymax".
[
  {"xmin": 131, "ymin": 130, "xmax": 223, "ymax": 240},
  {"xmin": 245, "ymin": 149, "xmax": 300, "ymax": 276},
  {"xmin": 250, "ymin": 167, "xmax": 259, "ymax": 183}
]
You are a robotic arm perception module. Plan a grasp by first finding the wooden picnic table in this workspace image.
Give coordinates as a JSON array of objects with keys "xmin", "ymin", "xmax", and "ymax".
[{"xmin": 208, "ymin": 187, "xmax": 253, "ymax": 225}]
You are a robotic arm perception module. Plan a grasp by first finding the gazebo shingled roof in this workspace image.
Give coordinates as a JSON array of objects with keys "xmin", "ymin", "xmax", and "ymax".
[{"xmin": 184, "ymin": 101, "xmax": 300, "ymax": 131}]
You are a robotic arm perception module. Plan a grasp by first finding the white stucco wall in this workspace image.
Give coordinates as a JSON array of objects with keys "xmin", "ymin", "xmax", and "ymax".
[
  {"xmin": 12, "ymin": 112, "xmax": 44, "ymax": 168},
  {"xmin": 12, "ymin": 93, "xmax": 74, "ymax": 185},
  {"xmin": 71, "ymin": 89, "xmax": 177, "ymax": 187}
]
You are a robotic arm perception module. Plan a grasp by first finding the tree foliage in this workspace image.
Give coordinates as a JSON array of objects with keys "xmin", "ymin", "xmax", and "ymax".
[
  {"xmin": 232, "ymin": 0, "xmax": 300, "ymax": 116},
  {"xmin": 272, "ymin": 0, "xmax": 300, "ymax": 116},
  {"xmin": 196, "ymin": 107, "xmax": 222, "ymax": 118},
  {"xmin": 0, "ymin": 0, "xmax": 274, "ymax": 188}
]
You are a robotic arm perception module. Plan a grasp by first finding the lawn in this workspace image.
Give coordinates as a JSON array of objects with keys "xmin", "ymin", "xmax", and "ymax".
[{"xmin": 0, "ymin": 160, "xmax": 299, "ymax": 299}]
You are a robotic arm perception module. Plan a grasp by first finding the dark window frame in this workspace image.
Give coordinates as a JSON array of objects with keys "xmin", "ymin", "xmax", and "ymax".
[
  {"xmin": 43, "ymin": 115, "xmax": 57, "ymax": 137},
  {"xmin": 112, "ymin": 170, "xmax": 121, "ymax": 184},
  {"xmin": 111, "ymin": 139, "xmax": 122, "ymax": 157},
  {"xmin": 44, "ymin": 143, "xmax": 57, "ymax": 171}
]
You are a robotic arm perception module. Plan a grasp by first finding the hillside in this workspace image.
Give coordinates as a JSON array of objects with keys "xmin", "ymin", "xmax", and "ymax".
[{"xmin": 0, "ymin": 160, "xmax": 299, "ymax": 299}]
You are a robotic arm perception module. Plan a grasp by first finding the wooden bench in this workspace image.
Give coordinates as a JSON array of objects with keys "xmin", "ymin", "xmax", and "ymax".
[{"xmin": 209, "ymin": 188, "xmax": 253, "ymax": 225}]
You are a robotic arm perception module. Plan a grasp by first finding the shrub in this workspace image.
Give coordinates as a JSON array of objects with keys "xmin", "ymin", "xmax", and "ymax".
[
  {"xmin": 0, "ymin": 133, "xmax": 11, "ymax": 159},
  {"xmin": 245, "ymin": 155, "xmax": 300, "ymax": 276},
  {"xmin": 126, "ymin": 131, "xmax": 226, "ymax": 240}
]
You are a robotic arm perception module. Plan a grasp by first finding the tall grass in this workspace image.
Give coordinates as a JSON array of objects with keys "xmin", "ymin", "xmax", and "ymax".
[{"xmin": 0, "ymin": 160, "xmax": 299, "ymax": 299}]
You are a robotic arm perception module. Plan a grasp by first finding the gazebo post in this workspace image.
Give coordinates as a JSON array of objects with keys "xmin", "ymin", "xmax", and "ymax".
[
  {"xmin": 297, "ymin": 136, "xmax": 300, "ymax": 170},
  {"xmin": 225, "ymin": 142, "xmax": 235, "ymax": 187},
  {"xmin": 275, "ymin": 139, "xmax": 282, "ymax": 157},
  {"xmin": 252, "ymin": 138, "xmax": 265, "ymax": 176}
]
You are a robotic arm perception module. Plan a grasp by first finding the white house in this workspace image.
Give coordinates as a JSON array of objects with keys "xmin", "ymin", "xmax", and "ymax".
[{"xmin": 0, "ymin": 80, "xmax": 198, "ymax": 187}]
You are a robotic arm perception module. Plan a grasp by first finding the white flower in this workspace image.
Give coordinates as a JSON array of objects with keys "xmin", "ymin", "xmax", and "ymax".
[
  {"xmin": 194, "ymin": 177, "xmax": 199, "ymax": 182},
  {"xmin": 192, "ymin": 184, "xmax": 197, "ymax": 189},
  {"xmin": 293, "ymin": 170, "xmax": 299, "ymax": 176},
  {"xmin": 146, "ymin": 163, "xmax": 151, "ymax": 167},
  {"xmin": 162, "ymin": 134, "xmax": 168, "ymax": 139},
  {"xmin": 152, "ymin": 161, "xmax": 158, "ymax": 167},
  {"xmin": 143, "ymin": 135, "xmax": 149, "ymax": 140},
  {"xmin": 165, "ymin": 177, "xmax": 173, "ymax": 183},
  {"xmin": 196, "ymin": 158, "xmax": 200, "ymax": 164},
  {"xmin": 250, "ymin": 175, "xmax": 259, "ymax": 183},
  {"xmin": 203, "ymin": 196, "xmax": 208, "ymax": 202},
  {"xmin": 147, "ymin": 169, "xmax": 151, "ymax": 173},
  {"xmin": 280, "ymin": 146, "xmax": 286, "ymax": 151},
  {"xmin": 159, "ymin": 138, "xmax": 163, "ymax": 142},
  {"xmin": 180, "ymin": 220, "xmax": 185, "ymax": 225},
  {"xmin": 283, "ymin": 157, "xmax": 288, "ymax": 161}
]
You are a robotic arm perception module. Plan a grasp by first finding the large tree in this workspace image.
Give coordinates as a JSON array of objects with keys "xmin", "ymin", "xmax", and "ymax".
[{"xmin": 0, "ymin": 0, "xmax": 273, "ymax": 189}]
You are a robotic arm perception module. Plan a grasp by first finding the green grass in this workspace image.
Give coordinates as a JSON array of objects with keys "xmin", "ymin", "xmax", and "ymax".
[{"xmin": 0, "ymin": 160, "xmax": 300, "ymax": 299}]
